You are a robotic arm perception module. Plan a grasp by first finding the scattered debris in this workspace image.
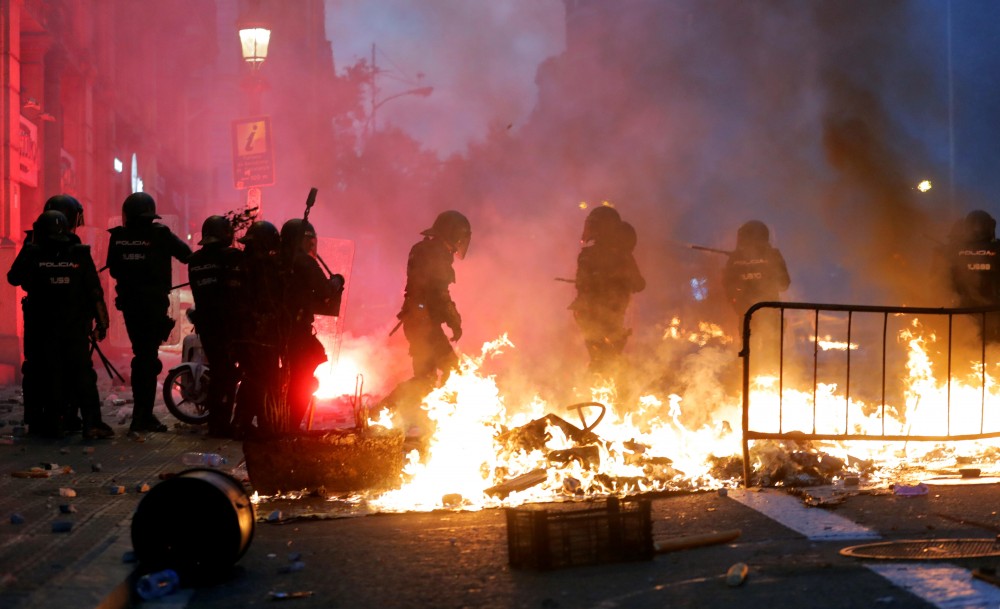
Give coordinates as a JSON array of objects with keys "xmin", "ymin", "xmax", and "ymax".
[
  {"xmin": 485, "ymin": 469, "xmax": 547, "ymax": 499},
  {"xmin": 441, "ymin": 493, "xmax": 464, "ymax": 507},
  {"xmin": 893, "ymin": 483, "xmax": 929, "ymax": 497},
  {"xmin": 726, "ymin": 562, "xmax": 749, "ymax": 586},
  {"xmin": 278, "ymin": 561, "xmax": 305, "ymax": 574},
  {"xmin": 12, "ymin": 470, "xmax": 51, "ymax": 479},
  {"xmin": 654, "ymin": 529, "xmax": 741, "ymax": 554},
  {"xmin": 58, "ymin": 488, "xmax": 77, "ymax": 498},
  {"xmin": 269, "ymin": 591, "xmax": 314, "ymax": 601},
  {"xmin": 58, "ymin": 504, "xmax": 77, "ymax": 514},
  {"xmin": 108, "ymin": 485, "xmax": 126, "ymax": 495}
]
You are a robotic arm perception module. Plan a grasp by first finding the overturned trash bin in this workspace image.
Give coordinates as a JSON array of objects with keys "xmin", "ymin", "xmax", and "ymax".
[{"xmin": 131, "ymin": 468, "xmax": 255, "ymax": 583}]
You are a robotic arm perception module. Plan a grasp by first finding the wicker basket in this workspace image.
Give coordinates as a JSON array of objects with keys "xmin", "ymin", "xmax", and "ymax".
[{"xmin": 505, "ymin": 496, "xmax": 653, "ymax": 570}]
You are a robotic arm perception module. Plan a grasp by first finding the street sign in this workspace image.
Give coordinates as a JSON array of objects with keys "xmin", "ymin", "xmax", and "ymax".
[{"xmin": 232, "ymin": 116, "xmax": 275, "ymax": 189}]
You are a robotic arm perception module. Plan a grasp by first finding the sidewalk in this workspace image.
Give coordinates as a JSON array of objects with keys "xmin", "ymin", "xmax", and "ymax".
[{"xmin": 0, "ymin": 381, "xmax": 246, "ymax": 609}]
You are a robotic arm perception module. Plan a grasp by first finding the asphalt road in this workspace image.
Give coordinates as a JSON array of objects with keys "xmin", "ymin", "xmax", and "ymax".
[
  {"xmin": 174, "ymin": 479, "xmax": 1000, "ymax": 609},
  {"xmin": 5, "ymin": 379, "xmax": 1000, "ymax": 609}
]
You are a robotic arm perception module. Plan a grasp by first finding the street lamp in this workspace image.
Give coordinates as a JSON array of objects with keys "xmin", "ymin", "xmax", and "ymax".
[
  {"xmin": 239, "ymin": 26, "xmax": 271, "ymax": 70},
  {"xmin": 369, "ymin": 86, "xmax": 434, "ymax": 135},
  {"xmin": 237, "ymin": 2, "xmax": 271, "ymax": 115}
]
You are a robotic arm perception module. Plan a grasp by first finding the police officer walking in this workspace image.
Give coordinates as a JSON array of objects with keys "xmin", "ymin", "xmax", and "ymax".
[
  {"xmin": 570, "ymin": 206, "xmax": 646, "ymax": 378},
  {"xmin": 381, "ymin": 210, "xmax": 471, "ymax": 434},
  {"xmin": 188, "ymin": 215, "xmax": 244, "ymax": 438},
  {"xmin": 7, "ymin": 210, "xmax": 113, "ymax": 439},
  {"xmin": 106, "ymin": 192, "xmax": 191, "ymax": 434}
]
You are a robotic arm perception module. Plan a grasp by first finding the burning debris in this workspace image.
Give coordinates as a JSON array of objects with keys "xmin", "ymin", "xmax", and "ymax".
[
  {"xmin": 487, "ymin": 403, "xmax": 684, "ymax": 499},
  {"xmin": 246, "ymin": 301, "xmax": 1000, "ymax": 516}
]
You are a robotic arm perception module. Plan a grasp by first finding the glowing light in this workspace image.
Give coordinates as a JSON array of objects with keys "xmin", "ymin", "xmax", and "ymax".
[
  {"xmin": 239, "ymin": 27, "xmax": 271, "ymax": 67},
  {"xmin": 811, "ymin": 335, "xmax": 859, "ymax": 351},
  {"xmin": 917, "ymin": 180, "xmax": 932, "ymax": 192}
]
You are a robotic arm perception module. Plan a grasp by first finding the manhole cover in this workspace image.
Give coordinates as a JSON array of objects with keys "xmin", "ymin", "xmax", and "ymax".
[{"xmin": 840, "ymin": 539, "xmax": 1000, "ymax": 560}]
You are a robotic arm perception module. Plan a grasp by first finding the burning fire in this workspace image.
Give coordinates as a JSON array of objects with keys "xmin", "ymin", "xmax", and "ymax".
[{"xmin": 280, "ymin": 315, "xmax": 1000, "ymax": 513}]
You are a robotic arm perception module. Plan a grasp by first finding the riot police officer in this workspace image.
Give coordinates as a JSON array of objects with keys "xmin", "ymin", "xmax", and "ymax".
[
  {"xmin": 234, "ymin": 220, "xmax": 283, "ymax": 436},
  {"xmin": 381, "ymin": 211, "xmax": 471, "ymax": 434},
  {"xmin": 7, "ymin": 210, "xmax": 113, "ymax": 439},
  {"xmin": 398, "ymin": 210, "xmax": 470, "ymax": 381},
  {"xmin": 949, "ymin": 210, "xmax": 1000, "ymax": 343},
  {"xmin": 19, "ymin": 195, "xmax": 88, "ymax": 433},
  {"xmin": 570, "ymin": 206, "xmax": 645, "ymax": 377},
  {"xmin": 722, "ymin": 220, "xmax": 791, "ymax": 316},
  {"xmin": 106, "ymin": 192, "xmax": 191, "ymax": 434},
  {"xmin": 722, "ymin": 220, "xmax": 791, "ymax": 365},
  {"xmin": 279, "ymin": 218, "xmax": 343, "ymax": 432},
  {"xmin": 188, "ymin": 215, "xmax": 244, "ymax": 438}
]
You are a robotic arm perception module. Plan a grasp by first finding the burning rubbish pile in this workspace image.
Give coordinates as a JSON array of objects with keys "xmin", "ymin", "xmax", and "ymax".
[
  {"xmin": 486, "ymin": 403, "xmax": 683, "ymax": 499},
  {"xmin": 252, "ymin": 310, "xmax": 1000, "ymax": 513}
]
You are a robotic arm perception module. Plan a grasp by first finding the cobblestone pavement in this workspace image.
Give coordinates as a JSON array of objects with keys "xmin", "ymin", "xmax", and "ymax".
[{"xmin": 0, "ymin": 381, "xmax": 246, "ymax": 609}]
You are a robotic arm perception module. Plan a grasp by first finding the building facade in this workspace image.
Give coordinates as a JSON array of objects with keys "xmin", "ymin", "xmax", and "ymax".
[{"xmin": 0, "ymin": 0, "xmax": 337, "ymax": 381}]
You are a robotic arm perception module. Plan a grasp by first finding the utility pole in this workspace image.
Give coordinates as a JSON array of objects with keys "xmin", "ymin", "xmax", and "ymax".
[{"xmin": 370, "ymin": 43, "xmax": 377, "ymax": 136}]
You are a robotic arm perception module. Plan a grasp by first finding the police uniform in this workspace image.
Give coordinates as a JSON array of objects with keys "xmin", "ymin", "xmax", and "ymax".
[
  {"xmin": 399, "ymin": 236, "xmax": 462, "ymax": 380},
  {"xmin": 106, "ymin": 218, "xmax": 191, "ymax": 432},
  {"xmin": 950, "ymin": 212, "xmax": 1000, "ymax": 343},
  {"xmin": 8, "ymin": 214, "xmax": 112, "ymax": 438},
  {"xmin": 189, "ymin": 241, "xmax": 244, "ymax": 437},
  {"xmin": 571, "ymin": 213, "xmax": 645, "ymax": 377}
]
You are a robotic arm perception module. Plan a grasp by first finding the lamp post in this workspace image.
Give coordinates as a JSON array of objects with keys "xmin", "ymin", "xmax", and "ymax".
[
  {"xmin": 235, "ymin": 2, "xmax": 273, "ymax": 214},
  {"xmin": 369, "ymin": 86, "xmax": 434, "ymax": 136}
]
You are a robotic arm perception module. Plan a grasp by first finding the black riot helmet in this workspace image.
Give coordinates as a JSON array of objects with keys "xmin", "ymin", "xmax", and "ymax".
[
  {"xmin": 280, "ymin": 218, "xmax": 317, "ymax": 262},
  {"xmin": 32, "ymin": 210, "xmax": 71, "ymax": 244},
  {"xmin": 238, "ymin": 220, "xmax": 280, "ymax": 255},
  {"xmin": 966, "ymin": 210, "xmax": 997, "ymax": 243},
  {"xmin": 421, "ymin": 210, "xmax": 472, "ymax": 259},
  {"xmin": 736, "ymin": 220, "xmax": 771, "ymax": 249},
  {"xmin": 43, "ymin": 194, "xmax": 84, "ymax": 230},
  {"xmin": 122, "ymin": 192, "xmax": 160, "ymax": 226},
  {"xmin": 581, "ymin": 205, "xmax": 621, "ymax": 244},
  {"xmin": 198, "ymin": 215, "xmax": 235, "ymax": 247}
]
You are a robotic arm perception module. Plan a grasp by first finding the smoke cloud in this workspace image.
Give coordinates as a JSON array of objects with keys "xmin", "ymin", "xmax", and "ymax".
[{"xmin": 151, "ymin": 1, "xmax": 1000, "ymax": 419}]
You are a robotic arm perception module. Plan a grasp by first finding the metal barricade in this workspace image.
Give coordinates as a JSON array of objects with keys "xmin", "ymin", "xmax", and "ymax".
[{"xmin": 740, "ymin": 301, "xmax": 1000, "ymax": 486}]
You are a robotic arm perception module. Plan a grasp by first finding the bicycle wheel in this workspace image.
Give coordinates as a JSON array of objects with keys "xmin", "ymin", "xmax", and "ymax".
[{"xmin": 163, "ymin": 367, "xmax": 210, "ymax": 425}]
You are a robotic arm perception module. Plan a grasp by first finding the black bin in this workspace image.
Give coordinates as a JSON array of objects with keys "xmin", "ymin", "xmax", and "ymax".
[{"xmin": 131, "ymin": 468, "xmax": 255, "ymax": 582}]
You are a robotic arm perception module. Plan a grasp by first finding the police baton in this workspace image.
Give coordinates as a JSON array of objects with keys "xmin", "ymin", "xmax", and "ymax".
[
  {"xmin": 301, "ymin": 187, "xmax": 340, "ymax": 280},
  {"xmin": 389, "ymin": 319, "xmax": 403, "ymax": 337},
  {"xmin": 90, "ymin": 336, "xmax": 125, "ymax": 383}
]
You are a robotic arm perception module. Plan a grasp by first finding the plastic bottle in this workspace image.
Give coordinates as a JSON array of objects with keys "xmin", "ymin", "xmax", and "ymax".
[
  {"xmin": 135, "ymin": 569, "xmax": 180, "ymax": 600},
  {"xmin": 181, "ymin": 452, "xmax": 227, "ymax": 467}
]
